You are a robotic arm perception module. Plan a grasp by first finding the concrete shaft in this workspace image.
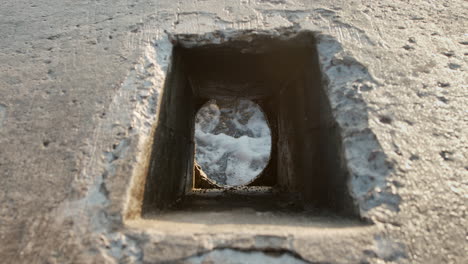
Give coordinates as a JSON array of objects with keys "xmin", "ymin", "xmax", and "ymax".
[{"xmin": 0, "ymin": 0, "xmax": 466, "ymax": 263}]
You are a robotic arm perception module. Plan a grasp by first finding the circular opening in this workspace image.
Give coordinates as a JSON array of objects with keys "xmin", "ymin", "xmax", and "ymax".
[{"xmin": 194, "ymin": 99, "xmax": 272, "ymax": 187}]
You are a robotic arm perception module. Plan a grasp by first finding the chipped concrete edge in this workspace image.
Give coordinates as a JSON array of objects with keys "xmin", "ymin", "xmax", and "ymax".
[{"xmin": 56, "ymin": 24, "xmax": 406, "ymax": 264}]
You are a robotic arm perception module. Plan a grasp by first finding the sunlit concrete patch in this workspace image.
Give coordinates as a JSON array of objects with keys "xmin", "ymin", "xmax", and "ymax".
[{"xmin": 182, "ymin": 248, "xmax": 309, "ymax": 264}]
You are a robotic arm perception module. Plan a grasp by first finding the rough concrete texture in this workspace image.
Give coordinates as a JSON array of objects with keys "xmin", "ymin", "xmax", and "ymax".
[{"xmin": 0, "ymin": 0, "xmax": 466, "ymax": 263}]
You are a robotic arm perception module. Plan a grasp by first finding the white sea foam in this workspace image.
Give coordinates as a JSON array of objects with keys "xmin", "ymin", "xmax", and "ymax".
[{"xmin": 195, "ymin": 99, "xmax": 272, "ymax": 186}]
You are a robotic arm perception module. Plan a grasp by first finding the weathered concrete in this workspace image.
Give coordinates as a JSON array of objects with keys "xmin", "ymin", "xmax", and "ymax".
[{"xmin": 0, "ymin": 0, "xmax": 466, "ymax": 263}]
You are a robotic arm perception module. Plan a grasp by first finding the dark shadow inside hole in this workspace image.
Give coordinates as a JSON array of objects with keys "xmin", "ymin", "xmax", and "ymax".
[{"xmin": 141, "ymin": 32, "xmax": 360, "ymax": 219}]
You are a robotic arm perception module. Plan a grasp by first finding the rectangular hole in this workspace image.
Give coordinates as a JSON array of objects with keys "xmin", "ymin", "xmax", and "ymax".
[{"xmin": 138, "ymin": 32, "xmax": 362, "ymax": 230}]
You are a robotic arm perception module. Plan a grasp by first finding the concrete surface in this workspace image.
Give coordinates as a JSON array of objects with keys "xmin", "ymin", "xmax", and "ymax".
[{"xmin": 0, "ymin": 0, "xmax": 466, "ymax": 263}]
